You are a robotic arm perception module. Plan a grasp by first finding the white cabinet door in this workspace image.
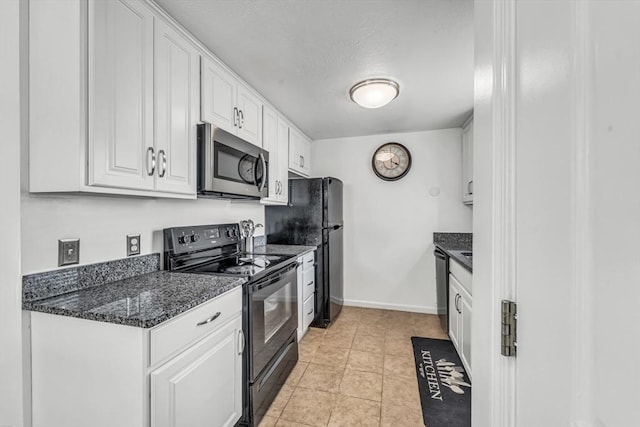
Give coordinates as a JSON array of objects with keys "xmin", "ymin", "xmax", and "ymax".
[
  {"xmin": 262, "ymin": 105, "xmax": 279, "ymax": 203},
  {"xmin": 288, "ymin": 128, "xmax": 311, "ymax": 177},
  {"xmin": 200, "ymin": 57, "xmax": 237, "ymax": 135},
  {"xmin": 237, "ymin": 84, "xmax": 262, "ymax": 147},
  {"xmin": 88, "ymin": 0, "xmax": 154, "ymax": 191},
  {"xmin": 151, "ymin": 316, "xmax": 243, "ymax": 427},
  {"xmin": 154, "ymin": 20, "xmax": 199, "ymax": 195},
  {"xmin": 448, "ymin": 275, "xmax": 461, "ymax": 348},
  {"xmin": 277, "ymin": 117, "xmax": 290, "ymax": 202},
  {"xmin": 460, "ymin": 290, "xmax": 472, "ymax": 378},
  {"xmin": 462, "ymin": 117, "xmax": 474, "ymax": 204},
  {"xmin": 300, "ymin": 135, "xmax": 312, "ymax": 176}
]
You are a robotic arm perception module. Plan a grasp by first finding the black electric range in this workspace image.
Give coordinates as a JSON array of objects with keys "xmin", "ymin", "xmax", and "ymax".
[{"xmin": 164, "ymin": 223, "xmax": 299, "ymax": 427}]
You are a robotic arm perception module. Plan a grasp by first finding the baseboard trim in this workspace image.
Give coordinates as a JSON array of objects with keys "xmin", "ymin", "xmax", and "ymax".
[{"xmin": 343, "ymin": 299, "xmax": 444, "ymax": 315}]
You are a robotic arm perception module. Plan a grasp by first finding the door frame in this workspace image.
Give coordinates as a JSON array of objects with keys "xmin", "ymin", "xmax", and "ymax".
[{"xmin": 474, "ymin": 0, "xmax": 595, "ymax": 425}]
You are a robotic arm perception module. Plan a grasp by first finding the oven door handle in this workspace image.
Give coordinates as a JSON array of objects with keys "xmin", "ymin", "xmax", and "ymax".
[
  {"xmin": 252, "ymin": 262, "xmax": 299, "ymax": 291},
  {"xmin": 258, "ymin": 340, "xmax": 296, "ymax": 390}
]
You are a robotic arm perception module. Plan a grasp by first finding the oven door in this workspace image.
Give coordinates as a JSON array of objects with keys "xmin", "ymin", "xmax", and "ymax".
[
  {"xmin": 199, "ymin": 123, "xmax": 269, "ymax": 199},
  {"xmin": 248, "ymin": 262, "xmax": 298, "ymax": 380}
]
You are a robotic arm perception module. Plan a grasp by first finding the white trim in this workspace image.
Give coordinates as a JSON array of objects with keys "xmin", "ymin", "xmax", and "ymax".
[
  {"xmin": 570, "ymin": 0, "xmax": 595, "ymax": 425},
  {"xmin": 490, "ymin": 0, "xmax": 518, "ymax": 425},
  {"xmin": 342, "ymin": 299, "xmax": 444, "ymax": 315}
]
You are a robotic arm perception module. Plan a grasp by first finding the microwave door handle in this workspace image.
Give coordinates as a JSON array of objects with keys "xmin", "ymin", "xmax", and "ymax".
[{"xmin": 258, "ymin": 152, "xmax": 267, "ymax": 192}]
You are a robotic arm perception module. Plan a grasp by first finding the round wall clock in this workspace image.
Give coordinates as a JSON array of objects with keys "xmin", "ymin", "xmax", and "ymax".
[{"xmin": 371, "ymin": 142, "xmax": 412, "ymax": 181}]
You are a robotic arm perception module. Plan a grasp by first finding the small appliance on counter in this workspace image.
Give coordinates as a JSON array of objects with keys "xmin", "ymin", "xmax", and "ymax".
[
  {"xmin": 265, "ymin": 177, "xmax": 344, "ymax": 327},
  {"xmin": 197, "ymin": 123, "xmax": 269, "ymax": 199},
  {"xmin": 164, "ymin": 223, "xmax": 298, "ymax": 427}
]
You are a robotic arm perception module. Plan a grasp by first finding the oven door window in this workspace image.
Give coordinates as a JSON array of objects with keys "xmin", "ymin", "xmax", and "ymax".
[
  {"xmin": 263, "ymin": 282, "xmax": 293, "ymax": 343},
  {"xmin": 214, "ymin": 142, "xmax": 264, "ymax": 185}
]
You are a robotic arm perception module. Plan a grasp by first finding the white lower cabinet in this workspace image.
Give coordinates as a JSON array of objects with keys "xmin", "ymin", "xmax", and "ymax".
[
  {"xmin": 297, "ymin": 251, "xmax": 316, "ymax": 340},
  {"xmin": 30, "ymin": 287, "xmax": 243, "ymax": 427},
  {"xmin": 151, "ymin": 316, "xmax": 243, "ymax": 427},
  {"xmin": 448, "ymin": 259, "xmax": 472, "ymax": 379}
]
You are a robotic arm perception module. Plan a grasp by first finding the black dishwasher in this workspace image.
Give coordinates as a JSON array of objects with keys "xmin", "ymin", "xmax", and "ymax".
[{"xmin": 434, "ymin": 248, "xmax": 449, "ymax": 332}]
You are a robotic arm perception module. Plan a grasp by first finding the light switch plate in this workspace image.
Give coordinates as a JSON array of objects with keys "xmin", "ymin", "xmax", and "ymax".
[
  {"xmin": 58, "ymin": 239, "xmax": 80, "ymax": 266},
  {"xmin": 127, "ymin": 234, "xmax": 140, "ymax": 256}
]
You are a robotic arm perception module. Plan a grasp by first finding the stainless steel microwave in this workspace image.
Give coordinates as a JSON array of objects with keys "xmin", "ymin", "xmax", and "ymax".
[{"xmin": 197, "ymin": 123, "xmax": 269, "ymax": 199}]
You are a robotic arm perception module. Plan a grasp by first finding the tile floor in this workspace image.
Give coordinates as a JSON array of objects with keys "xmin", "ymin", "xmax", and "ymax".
[{"xmin": 258, "ymin": 306, "xmax": 450, "ymax": 427}]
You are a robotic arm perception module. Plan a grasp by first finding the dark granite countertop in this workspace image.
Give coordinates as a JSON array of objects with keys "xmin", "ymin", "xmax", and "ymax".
[
  {"xmin": 23, "ymin": 271, "xmax": 246, "ymax": 328},
  {"xmin": 251, "ymin": 244, "xmax": 317, "ymax": 257},
  {"xmin": 434, "ymin": 232, "xmax": 473, "ymax": 272}
]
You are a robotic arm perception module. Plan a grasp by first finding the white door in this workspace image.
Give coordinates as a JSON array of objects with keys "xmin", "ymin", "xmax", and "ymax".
[
  {"xmin": 200, "ymin": 57, "xmax": 237, "ymax": 135},
  {"xmin": 88, "ymin": 0, "xmax": 154, "ymax": 191},
  {"xmin": 154, "ymin": 20, "xmax": 199, "ymax": 195},
  {"xmin": 262, "ymin": 105, "xmax": 278, "ymax": 202},
  {"xmin": 151, "ymin": 316, "xmax": 243, "ymax": 427},
  {"xmin": 237, "ymin": 84, "xmax": 262, "ymax": 147},
  {"xmin": 474, "ymin": 1, "xmax": 640, "ymax": 426}
]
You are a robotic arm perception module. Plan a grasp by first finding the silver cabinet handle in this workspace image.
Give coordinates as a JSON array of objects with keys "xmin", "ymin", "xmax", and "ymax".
[
  {"xmin": 467, "ymin": 180, "xmax": 473, "ymax": 195},
  {"xmin": 147, "ymin": 147, "xmax": 156, "ymax": 176},
  {"xmin": 238, "ymin": 329, "xmax": 245, "ymax": 355},
  {"xmin": 307, "ymin": 309, "xmax": 313, "ymax": 316},
  {"xmin": 278, "ymin": 180, "xmax": 282, "ymax": 195},
  {"xmin": 158, "ymin": 150, "xmax": 167, "ymax": 178},
  {"xmin": 299, "ymin": 155, "xmax": 303, "ymax": 168},
  {"xmin": 275, "ymin": 180, "xmax": 279, "ymax": 195},
  {"xmin": 306, "ymin": 258, "xmax": 313, "ymax": 264},
  {"xmin": 233, "ymin": 107, "xmax": 238, "ymax": 127},
  {"xmin": 306, "ymin": 281, "xmax": 313, "ymax": 287},
  {"xmin": 196, "ymin": 311, "xmax": 221, "ymax": 326},
  {"xmin": 239, "ymin": 110, "xmax": 244, "ymax": 129},
  {"xmin": 454, "ymin": 294, "xmax": 460, "ymax": 314},
  {"xmin": 301, "ymin": 155, "xmax": 305, "ymax": 168}
]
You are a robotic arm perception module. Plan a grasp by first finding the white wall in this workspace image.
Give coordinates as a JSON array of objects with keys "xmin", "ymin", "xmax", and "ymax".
[
  {"xmin": 0, "ymin": 0, "xmax": 25, "ymax": 425},
  {"xmin": 312, "ymin": 129, "xmax": 472, "ymax": 313},
  {"xmin": 21, "ymin": 194, "xmax": 264, "ymax": 274}
]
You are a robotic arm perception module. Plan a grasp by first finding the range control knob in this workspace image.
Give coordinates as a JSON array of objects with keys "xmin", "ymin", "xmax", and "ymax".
[
  {"xmin": 226, "ymin": 229, "xmax": 233, "ymax": 238},
  {"xmin": 191, "ymin": 234, "xmax": 200, "ymax": 243},
  {"xmin": 178, "ymin": 235, "xmax": 189, "ymax": 245}
]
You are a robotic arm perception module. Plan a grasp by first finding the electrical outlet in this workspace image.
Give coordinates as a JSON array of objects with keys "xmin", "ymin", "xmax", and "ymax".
[
  {"xmin": 58, "ymin": 239, "xmax": 80, "ymax": 266},
  {"xmin": 127, "ymin": 234, "xmax": 141, "ymax": 256}
]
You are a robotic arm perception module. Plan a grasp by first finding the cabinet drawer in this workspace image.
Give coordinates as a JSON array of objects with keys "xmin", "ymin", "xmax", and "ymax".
[
  {"xmin": 303, "ymin": 295, "xmax": 314, "ymax": 329},
  {"xmin": 301, "ymin": 268, "xmax": 315, "ymax": 301},
  {"xmin": 450, "ymin": 258, "xmax": 472, "ymax": 295},
  {"xmin": 149, "ymin": 287, "xmax": 242, "ymax": 366},
  {"xmin": 301, "ymin": 251, "xmax": 314, "ymax": 268}
]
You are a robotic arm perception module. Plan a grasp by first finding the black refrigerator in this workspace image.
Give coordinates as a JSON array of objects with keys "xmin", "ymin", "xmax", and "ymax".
[{"xmin": 265, "ymin": 177, "xmax": 344, "ymax": 327}]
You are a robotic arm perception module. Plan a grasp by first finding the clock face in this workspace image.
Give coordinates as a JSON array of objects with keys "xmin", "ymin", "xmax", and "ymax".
[{"xmin": 372, "ymin": 143, "xmax": 412, "ymax": 181}]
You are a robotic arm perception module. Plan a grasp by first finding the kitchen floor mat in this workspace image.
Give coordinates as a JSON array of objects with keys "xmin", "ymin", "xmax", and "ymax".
[{"xmin": 411, "ymin": 337, "xmax": 471, "ymax": 427}]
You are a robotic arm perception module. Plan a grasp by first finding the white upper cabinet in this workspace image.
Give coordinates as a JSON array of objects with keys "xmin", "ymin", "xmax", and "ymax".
[
  {"xmin": 30, "ymin": 0, "xmax": 199, "ymax": 198},
  {"xmin": 462, "ymin": 116, "xmax": 474, "ymax": 204},
  {"xmin": 262, "ymin": 106, "xmax": 289, "ymax": 204},
  {"xmin": 288, "ymin": 127, "xmax": 312, "ymax": 177},
  {"xmin": 88, "ymin": 0, "xmax": 155, "ymax": 191},
  {"xmin": 154, "ymin": 18, "xmax": 199, "ymax": 195},
  {"xmin": 236, "ymin": 84, "xmax": 263, "ymax": 146},
  {"xmin": 277, "ymin": 116, "xmax": 290, "ymax": 202},
  {"xmin": 201, "ymin": 57, "xmax": 262, "ymax": 147},
  {"xmin": 200, "ymin": 58, "xmax": 237, "ymax": 135}
]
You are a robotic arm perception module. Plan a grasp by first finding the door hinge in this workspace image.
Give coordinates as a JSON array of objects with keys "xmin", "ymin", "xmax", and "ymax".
[{"xmin": 501, "ymin": 300, "xmax": 517, "ymax": 356}]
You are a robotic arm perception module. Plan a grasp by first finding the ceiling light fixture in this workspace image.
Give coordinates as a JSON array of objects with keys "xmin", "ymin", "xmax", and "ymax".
[{"xmin": 349, "ymin": 78, "xmax": 400, "ymax": 109}]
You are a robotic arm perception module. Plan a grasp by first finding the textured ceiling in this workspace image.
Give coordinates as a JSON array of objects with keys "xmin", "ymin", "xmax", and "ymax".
[{"xmin": 156, "ymin": 0, "xmax": 474, "ymax": 140}]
